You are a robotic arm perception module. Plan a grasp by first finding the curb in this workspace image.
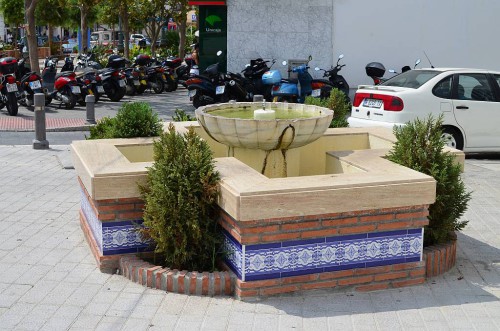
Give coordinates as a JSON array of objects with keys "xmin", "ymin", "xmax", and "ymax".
[{"xmin": 119, "ymin": 256, "xmax": 236, "ymax": 296}]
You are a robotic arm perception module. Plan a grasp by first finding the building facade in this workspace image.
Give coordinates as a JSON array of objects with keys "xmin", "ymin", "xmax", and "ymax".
[{"xmin": 227, "ymin": 0, "xmax": 500, "ymax": 91}]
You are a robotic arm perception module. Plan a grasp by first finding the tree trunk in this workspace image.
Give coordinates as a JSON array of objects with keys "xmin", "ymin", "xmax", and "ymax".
[
  {"xmin": 48, "ymin": 24, "xmax": 53, "ymax": 56},
  {"xmin": 178, "ymin": 19, "xmax": 187, "ymax": 59},
  {"xmin": 121, "ymin": 3, "xmax": 129, "ymax": 58},
  {"xmin": 81, "ymin": 5, "xmax": 88, "ymax": 53},
  {"xmin": 26, "ymin": 0, "xmax": 40, "ymax": 73}
]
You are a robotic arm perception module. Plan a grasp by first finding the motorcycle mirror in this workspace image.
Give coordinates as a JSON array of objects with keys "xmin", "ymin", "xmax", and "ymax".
[
  {"xmin": 308, "ymin": 55, "xmax": 313, "ymax": 61},
  {"xmin": 389, "ymin": 69, "xmax": 396, "ymax": 73},
  {"xmin": 314, "ymin": 67, "xmax": 320, "ymax": 71},
  {"xmin": 216, "ymin": 50, "xmax": 222, "ymax": 56},
  {"xmin": 415, "ymin": 58, "xmax": 421, "ymax": 67},
  {"xmin": 282, "ymin": 60, "xmax": 287, "ymax": 66},
  {"xmin": 338, "ymin": 54, "xmax": 344, "ymax": 59},
  {"xmin": 245, "ymin": 64, "xmax": 250, "ymax": 67}
]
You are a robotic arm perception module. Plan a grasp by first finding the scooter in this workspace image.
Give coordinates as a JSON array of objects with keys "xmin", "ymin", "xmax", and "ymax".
[
  {"xmin": 185, "ymin": 51, "xmax": 226, "ymax": 108},
  {"xmin": 97, "ymin": 55, "xmax": 127, "ymax": 102},
  {"xmin": 241, "ymin": 57, "xmax": 275, "ymax": 101},
  {"xmin": 0, "ymin": 57, "xmax": 19, "ymax": 116},
  {"xmin": 262, "ymin": 55, "xmax": 313, "ymax": 103},
  {"xmin": 312, "ymin": 54, "xmax": 350, "ymax": 100},
  {"xmin": 41, "ymin": 57, "xmax": 79, "ymax": 109}
]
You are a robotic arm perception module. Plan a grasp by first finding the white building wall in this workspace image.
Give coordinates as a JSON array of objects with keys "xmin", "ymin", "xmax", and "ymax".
[
  {"xmin": 228, "ymin": 0, "xmax": 500, "ymax": 92},
  {"xmin": 227, "ymin": 0, "xmax": 335, "ymax": 78}
]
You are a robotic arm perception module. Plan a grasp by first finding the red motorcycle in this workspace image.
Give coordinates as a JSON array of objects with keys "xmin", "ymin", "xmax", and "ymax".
[
  {"xmin": 0, "ymin": 57, "xmax": 20, "ymax": 116},
  {"xmin": 42, "ymin": 57, "xmax": 80, "ymax": 109}
]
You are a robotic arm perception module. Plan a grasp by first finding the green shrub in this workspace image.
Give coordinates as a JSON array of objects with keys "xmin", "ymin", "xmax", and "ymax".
[
  {"xmin": 386, "ymin": 115, "xmax": 471, "ymax": 246},
  {"xmin": 139, "ymin": 123, "xmax": 221, "ymax": 271},
  {"xmin": 305, "ymin": 88, "xmax": 349, "ymax": 128},
  {"xmin": 86, "ymin": 102, "xmax": 162, "ymax": 139},
  {"xmin": 172, "ymin": 109, "xmax": 195, "ymax": 122}
]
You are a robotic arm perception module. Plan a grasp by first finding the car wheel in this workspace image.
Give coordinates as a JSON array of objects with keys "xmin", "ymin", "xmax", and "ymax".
[{"xmin": 441, "ymin": 127, "xmax": 464, "ymax": 150}]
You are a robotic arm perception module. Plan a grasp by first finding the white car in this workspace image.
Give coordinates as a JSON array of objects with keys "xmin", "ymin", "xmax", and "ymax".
[{"xmin": 348, "ymin": 68, "xmax": 500, "ymax": 152}]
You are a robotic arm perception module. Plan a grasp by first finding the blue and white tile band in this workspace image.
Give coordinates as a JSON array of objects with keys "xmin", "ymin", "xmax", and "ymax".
[
  {"xmin": 223, "ymin": 229, "xmax": 424, "ymax": 281},
  {"xmin": 80, "ymin": 188, "xmax": 151, "ymax": 255}
]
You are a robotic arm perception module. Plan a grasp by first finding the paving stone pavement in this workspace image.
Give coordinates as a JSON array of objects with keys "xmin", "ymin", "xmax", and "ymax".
[{"xmin": 0, "ymin": 145, "xmax": 498, "ymax": 331}]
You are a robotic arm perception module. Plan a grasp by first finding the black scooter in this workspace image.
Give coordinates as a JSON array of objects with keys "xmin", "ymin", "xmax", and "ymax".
[{"xmin": 312, "ymin": 54, "xmax": 350, "ymax": 100}]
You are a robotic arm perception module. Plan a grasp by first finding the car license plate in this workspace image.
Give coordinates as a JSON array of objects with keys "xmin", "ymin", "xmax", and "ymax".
[
  {"xmin": 118, "ymin": 79, "xmax": 126, "ymax": 87},
  {"xmin": 97, "ymin": 86, "xmax": 105, "ymax": 93},
  {"xmin": 133, "ymin": 80, "xmax": 140, "ymax": 86},
  {"xmin": 6, "ymin": 83, "xmax": 17, "ymax": 93},
  {"xmin": 188, "ymin": 89, "xmax": 197, "ymax": 98},
  {"xmin": 71, "ymin": 86, "xmax": 81, "ymax": 94},
  {"xmin": 311, "ymin": 89, "xmax": 321, "ymax": 97},
  {"xmin": 362, "ymin": 98, "xmax": 383, "ymax": 108},
  {"xmin": 216, "ymin": 85, "xmax": 225, "ymax": 95},
  {"xmin": 29, "ymin": 80, "xmax": 41, "ymax": 89}
]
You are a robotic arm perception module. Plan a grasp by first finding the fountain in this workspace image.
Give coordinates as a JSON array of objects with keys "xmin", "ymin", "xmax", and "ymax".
[
  {"xmin": 195, "ymin": 100, "xmax": 333, "ymax": 177},
  {"xmin": 71, "ymin": 99, "xmax": 466, "ymax": 298}
]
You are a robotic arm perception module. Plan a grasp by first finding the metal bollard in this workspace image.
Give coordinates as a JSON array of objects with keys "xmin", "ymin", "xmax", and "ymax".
[
  {"xmin": 32, "ymin": 93, "xmax": 49, "ymax": 150},
  {"xmin": 85, "ymin": 94, "xmax": 96, "ymax": 124}
]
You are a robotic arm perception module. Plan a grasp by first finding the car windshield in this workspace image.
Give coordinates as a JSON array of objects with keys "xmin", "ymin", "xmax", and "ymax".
[{"xmin": 380, "ymin": 70, "xmax": 442, "ymax": 89}]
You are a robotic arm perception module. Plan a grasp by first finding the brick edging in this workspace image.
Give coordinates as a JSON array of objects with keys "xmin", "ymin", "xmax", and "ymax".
[
  {"xmin": 119, "ymin": 256, "xmax": 236, "ymax": 296},
  {"xmin": 423, "ymin": 236, "xmax": 457, "ymax": 277}
]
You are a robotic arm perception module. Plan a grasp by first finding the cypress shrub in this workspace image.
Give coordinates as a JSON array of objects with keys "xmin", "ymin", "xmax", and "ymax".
[
  {"xmin": 386, "ymin": 115, "xmax": 471, "ymax": 246},
  {"xmin": 305, "ymin": 88, "xmax": 349, "ymax": 128}
]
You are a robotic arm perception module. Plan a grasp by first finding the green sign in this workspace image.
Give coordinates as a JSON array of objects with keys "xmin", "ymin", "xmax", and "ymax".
[{"xmin": 199, "ymin": 6, "xmax": 227, "ymax": 73}]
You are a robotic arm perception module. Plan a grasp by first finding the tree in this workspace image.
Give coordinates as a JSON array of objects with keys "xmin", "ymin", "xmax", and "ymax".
[
  {"xmin": 0, "ymin": 0, "xmax": 25, "ymax": 50},
  {"xmin": 36, "ymin": 0, "xmax": 66, "ymax": 55},
  {"xmin": 133, "ymin": 0, "xmax": 169, "ymax": 53},
  {"xmin": 25, "ymin": 0, "xmax": 40, "ymax": 73},
  {"xmin": 167, "ymin": 0, "xmax": 190, "ymax": 58},
  {"xmin": 68, "ymin": 0, "xmax": 99, "ymax": 53}
]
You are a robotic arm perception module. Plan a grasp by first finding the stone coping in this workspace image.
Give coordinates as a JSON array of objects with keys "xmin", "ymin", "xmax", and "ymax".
[{"xmin": 71, "ymin": 125, "xmax": 465, "ymax": 221}]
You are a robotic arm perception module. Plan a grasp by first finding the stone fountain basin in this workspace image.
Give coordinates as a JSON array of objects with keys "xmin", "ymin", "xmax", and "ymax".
[{"xmin": 195, "ymin": 102, "xmax": 334, "ymax": 150}]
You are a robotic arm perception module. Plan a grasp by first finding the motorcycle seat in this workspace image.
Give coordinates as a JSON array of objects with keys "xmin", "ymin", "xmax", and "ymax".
[{"xmin": 55, "ymin": 72, "xmax": 75, "ymax": 79}]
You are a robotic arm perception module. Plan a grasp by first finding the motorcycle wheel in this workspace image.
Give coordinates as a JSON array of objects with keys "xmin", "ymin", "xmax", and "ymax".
[
  {"xmin": 106, "ymin": 80, "xmax": 125, "ymax": 102},
  {"xmin": 164, "ymin": 80, "xmax": 178, "ymax": 92},
  {"xmin": 152, "ymin": 77, "xmax": 164, "ymax": 94},
  {"xmin": 125, "ymin": 82, "xmax": 136, "ymax": 96},
  {"xmin": 136, "ymin": 84, "xmax": 146, "ymax": 95},
  {"xmin": 62, "ymin": 87, "xmax": 77, "ymax": 109},
  {"xmin": 91, "ymin": 86, "xmax": 101, "ymax": 103},
  {"xmin": 6, "ymin": 92, "xmax": 18, "ymax": 116},
  {"xmin": 193, "ymin": 93, "xmax": 203, "ymax": 109}
]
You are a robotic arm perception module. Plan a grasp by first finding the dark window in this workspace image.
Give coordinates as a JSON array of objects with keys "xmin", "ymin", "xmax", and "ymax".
[
  {"xmin": 432, "ymin": 76, "xmax": 452, "ymax": 99},
  {"xmin": 457, "ymin": 73, "xmax": 494, "ymax": 101},
  {"xmin": 381, "ymin": 70, "xmax": 441, "ymax": 89}
]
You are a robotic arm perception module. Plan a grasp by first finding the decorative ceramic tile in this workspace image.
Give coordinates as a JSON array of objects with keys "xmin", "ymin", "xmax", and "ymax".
[
  {"xmin": 222, "ymin": 231, "xmax": 243, "ymax": 279},
  {"xmin": 80, "ymin": 189, "xmax": 151, "ymax": 255},
  {"xmin": 80, "ymin": 189, "xmax": 103, "ymax": 252},
  {"xmin": 223, "ymin": 229, "xmax": 424, "ymax": 281}
]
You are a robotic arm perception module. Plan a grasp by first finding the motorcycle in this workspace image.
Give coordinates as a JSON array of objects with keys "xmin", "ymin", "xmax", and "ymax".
[
  {"xmin": 60, "ymin": 56, "xmax": 102, "ymax": 105},
  {"xmin": 163, "ymin": 52, "xmax": 197, "ymax": 87},
  {"xmin": 312, "ymin": 53, "xmax": 350, "ymax": 100},
  {"xmin": 241, "ymin": 57, "xmax": 275, "ymax": 101},
  {"xmin": 16, "ymin": 56, "xmax": 51, "ymax": 109},
  {"xmin": 133, "ymin": 54, "xmax": 164, "ymax": 94},
  {"xmin": 98, "ymin": 55, "xmax": 127, "ymax": 102},
  {"xmin": 262, "ymin": 56, "xmax": 314, "ymax": 103},
  {"xmin": 0, "ymin": 56, "xmax": 19, "ymax": 116},
  {"xmin": 185, "ymin": 51, "xmax": 248, "ymax": 108},
  {"xmin": 41, "ymin": 57, "xmax": 80, "ymax": 109}
]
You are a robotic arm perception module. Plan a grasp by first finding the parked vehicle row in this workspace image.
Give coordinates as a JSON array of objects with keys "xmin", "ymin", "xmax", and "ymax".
[
  {"xmin": 185, "ymin": 52, "xmax": 350, "ymax": 108},
  {"xmin": 0, "ymin": 51, "xmax": 190, "ymax": 115}
]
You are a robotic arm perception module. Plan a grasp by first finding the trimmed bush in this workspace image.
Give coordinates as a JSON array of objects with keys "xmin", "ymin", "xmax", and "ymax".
[
  {"xmin": 139, "ymin": 123, "xmax": 221, "ymax": 271},
  {"xmin": 386, "ymin": 115, "xmax": 471, "ymax": 246},
  {"xmin": 305, "ymin": 88, "xmax": 349, "ymax": 128},
  {"xmin": 87, "ymin": 102, "xmax": 162, "ymax": 139}
]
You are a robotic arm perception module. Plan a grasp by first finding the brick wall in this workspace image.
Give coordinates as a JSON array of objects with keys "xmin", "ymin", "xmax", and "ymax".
[
  {"xmin": 424, "ymin": 233, "xmax": 457, "ymax": 277},
  {"xmin": 218, "ymin": 205, "xmax": 429, "ymax": 245}
]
